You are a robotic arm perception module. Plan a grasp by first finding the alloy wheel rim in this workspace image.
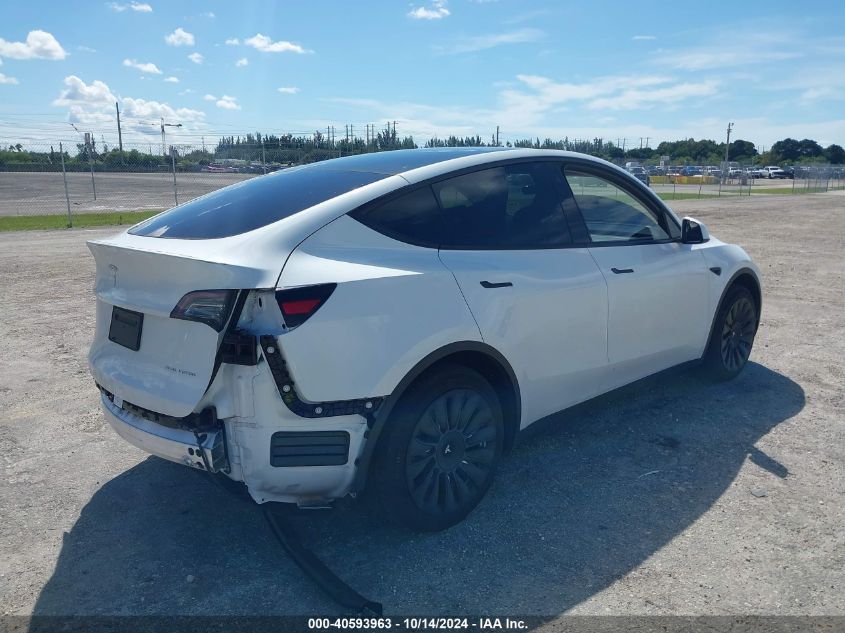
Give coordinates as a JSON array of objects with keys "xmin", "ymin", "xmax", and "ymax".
[
  {"xmin": 405, "ymin": 389, "xmax": 497, "ymax": 515},
  {"xmin": 720, "ymin": 297, "xmax": 756, "ymax": 371}
]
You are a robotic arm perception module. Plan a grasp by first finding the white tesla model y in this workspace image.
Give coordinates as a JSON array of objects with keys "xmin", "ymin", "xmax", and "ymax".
[{"xmin": 88, "ymin": 148, "xmax": 761, "ymax": 531}]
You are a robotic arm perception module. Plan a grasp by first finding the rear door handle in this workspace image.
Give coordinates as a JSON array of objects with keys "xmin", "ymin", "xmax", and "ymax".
[
  {"xmin": 480, "ymin": 281, "xmax": 513, "ymax": 289},
  {"xmin": 611, "ymin": 267, "xmax": 635, "ymax": 274}
]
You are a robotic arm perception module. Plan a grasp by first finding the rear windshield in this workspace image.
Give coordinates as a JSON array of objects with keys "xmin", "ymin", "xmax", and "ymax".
[{"xmin": 129, "ymin": 166, "xmax": 387, "ymax": 239}]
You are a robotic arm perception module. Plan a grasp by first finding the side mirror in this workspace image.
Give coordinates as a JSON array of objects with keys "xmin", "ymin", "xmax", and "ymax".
[{"xmin": 681, "ymin": 217, "xmax": 710, "ymax": 244}]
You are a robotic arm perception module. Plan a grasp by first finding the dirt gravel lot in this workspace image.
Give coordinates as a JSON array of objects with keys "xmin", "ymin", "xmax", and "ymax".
[
  {"xmin": 0, "ymin": 192, "xmax": 843, "ymax": 621},
  {"xmin": 0, "ymin": 171, "xmax": 253, "ymax": 216}
]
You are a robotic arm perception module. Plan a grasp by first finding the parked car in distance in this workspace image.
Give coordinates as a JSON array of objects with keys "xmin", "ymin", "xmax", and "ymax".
[
  {"xmin": 764, "ymin": 166, "xmax": 788, "ymax": 179},
  {"xmin": 88, "ymin": 148, "xmax": 762, "ymax": 532},
  {"xmin": 728, "ymin": 167, "xmax": 744, "ymax": 177},
  {"xmin": 749, "ymin": 166, "xmax": 768, "ymax": 178},
  {"xmin": 626, "ymin": 164, "xmax": 651, "ymax": 186}
]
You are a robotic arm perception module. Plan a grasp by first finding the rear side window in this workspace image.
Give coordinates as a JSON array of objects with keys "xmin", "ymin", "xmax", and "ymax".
[
  {"xmin": 350, "ymin": 186, "xmax": 441, "ymax": 247},
  {"xmin": 434, "ymin": 162, "xmax": 573, "ymax": 249},
  {"xmin": 129, "ymin": 167, "xmax": 387, "ymax": 239}
]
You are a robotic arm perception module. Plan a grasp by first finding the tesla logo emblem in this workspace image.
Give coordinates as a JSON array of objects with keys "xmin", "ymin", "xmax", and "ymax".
[
  {"xmin": 444, "ymin": 444, "xmax": 452, "ymax": 455},
  {"xmin": 108, "ymin": 264, "xmax": 118, "ymax": 288}
]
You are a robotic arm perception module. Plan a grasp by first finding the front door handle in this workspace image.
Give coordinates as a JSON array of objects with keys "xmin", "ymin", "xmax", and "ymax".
[
  {"xmin": 480, "ymin": 281, "xmax": 513, "ymax": 289},
  {"xmin": 611, "ymin": 267, "xmax": 635, "ymax": 274}
]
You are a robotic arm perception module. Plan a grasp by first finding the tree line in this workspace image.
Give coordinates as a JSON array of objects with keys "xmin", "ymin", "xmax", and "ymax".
[{"xmin": 1, "ymin": 125, "xmax": 843, "ymax": 172}]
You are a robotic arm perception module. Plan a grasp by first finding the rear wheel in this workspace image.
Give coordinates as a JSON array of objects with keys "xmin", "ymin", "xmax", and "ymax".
[
  {"xmin": 369, "ymin": 364, "xmax": 504, "ymax": 532},
  {"xmin": 701, "ymin": 285, "xmax": 758, "ymax": 381}
]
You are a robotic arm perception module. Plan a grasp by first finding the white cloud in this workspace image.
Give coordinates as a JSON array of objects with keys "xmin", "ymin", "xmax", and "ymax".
[
  {"xmin": 165, "ymin": 27, "xmax": 195, "ymax": 47},
  {"xmin": 164, "ymin": 76, "xmax": 179, "ymax": 83},
  {"xmin": 187, "ymin": 52, "xmax": 203, "ymax": 64},
  {"xmin": 107, "ymin": 2, "xmax": 152, "ymax": 12},
  {"xmin": 408, "ymin": 0, "xmax": 450, "ymax": 20},
  {"xmin": 435, "ymin": 28, "xmax": 544, "ymax": 54},
  {"xmin": 655, "ymin": 32, "xmax": 802, "ymax": 71},
  {"xmin": 0, "ymin": 73, "xmax": 19, "ymax": 85},
  {"xmin": 244, "ymin": 33, "xmax": 309, "ymax": 54},
  {"xmin": 178, "ymin": 88, "xmax": 194, "ymax": 95},
  {"xmin": 202, "ymin": 11, "xmax": 215, "ymax": 18},
  {"xmin": 235, "ymin": 57, "xmax": 248, "ymax": 67},
  {"xmin": 0, "ymin": 30, "xmax": 67, "ymax": 60},
  {"xmin": 121, "ymin": 97, "xmax": 204, "ymax": 122},
  {"xmin": 225, "ymin": 38, "xmax": 240, "ymax": 45},
  {"xmin": 277, "ymin": 86, "xmax": 299, "ymax": 94},
  {"xmin": 77, "ymin": 45, "xmax": 97, "ymax": 53},
  {"xmin": 52, "ymin": 75, "xmax": 116, "ymax": 107},
  {"xmin": 215, "ymin": 95, "xmax": 241, "ymax": 110},
  {"xmin": 632, "ymin": 35, "xmax": 656, "ymax": 41},
  {"xmin": 587, "ymin": 80, "xmax": 719, "ymax": 110},
  {"xmin": 203, "ymin": 94, "xmax": 216, "ymax": 101},
  {"xmin": 123, "ymin": 58, "xmax": 162, "ymax": 74}
]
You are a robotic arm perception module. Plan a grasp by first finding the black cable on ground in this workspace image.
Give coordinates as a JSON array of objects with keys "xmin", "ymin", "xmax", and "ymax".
[{"xmin": 263, "ymin": 507, "xmax": 384, "ymax": 616}]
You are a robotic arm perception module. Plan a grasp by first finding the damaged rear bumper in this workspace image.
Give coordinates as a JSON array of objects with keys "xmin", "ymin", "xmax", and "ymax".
[{"xmin": 99, "ymin": 391, "xmax": 228, "ymax": 473}]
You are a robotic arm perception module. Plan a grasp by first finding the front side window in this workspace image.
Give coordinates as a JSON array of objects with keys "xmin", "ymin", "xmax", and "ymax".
[
  {"xmin": 434, "ymin": 162, "xmax": 573, "ymax": 249},
  {"xmin": 564, "ymin": 170, "xmax": 673, "ymax": 243}
]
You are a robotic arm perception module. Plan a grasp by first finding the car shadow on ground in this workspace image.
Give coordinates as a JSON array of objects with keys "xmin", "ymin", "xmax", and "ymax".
[{"xmin": 31, "ymin": 362, "xmax": 804, "ymax": 616}]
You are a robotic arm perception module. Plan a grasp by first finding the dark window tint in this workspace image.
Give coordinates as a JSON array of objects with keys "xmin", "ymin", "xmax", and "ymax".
[
  {"xmin": 129, "ymin": 167, "xmax": 387, "ymax": 239},
  {"xmin": 434, "ymin": 162, "xmax": 573, "ymax": 249},
  {"xmin": 564, "ymin": 170, "xmax": 672, "ymax": 243},
  {"xmin": 351, "ymin": 186, "xmax": 441, "ymax": 246}
]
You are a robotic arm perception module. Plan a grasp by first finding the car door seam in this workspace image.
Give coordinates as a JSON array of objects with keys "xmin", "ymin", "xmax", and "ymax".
[
  {"xmin": 587, "ymin": 248, "xmax": 611, "ymax": 363},
  {"xmin": 436, "ymin": 249, "xmax": 485, "ymax": 343}
]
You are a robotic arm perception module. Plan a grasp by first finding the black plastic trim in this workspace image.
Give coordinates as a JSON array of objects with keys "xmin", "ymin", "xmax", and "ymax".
[
  {"xmin": 702, "ymin": 267, "xmax": 763, "ymax": 358},
  {"xmin": 97, "ymin": 383, "xmax": 219, "ymax": 431},
  {"xmin": 350, "ymin": 340, "xmax": 521, "ymax": 493},
  {"xmin": 270, "ymin": 431, "xmax": 350, "ymax": 467},
  {"xmin": 259, "ymin": 335, "xmax": 385, "ymax": 419}
]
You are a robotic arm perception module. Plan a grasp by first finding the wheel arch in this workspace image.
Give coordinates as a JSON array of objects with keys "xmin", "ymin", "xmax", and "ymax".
[
  {"xmin": 352, "ymin": 341, "xmax": 521, "ymax": 493},
  {"xmin": 704, "ymin": 267, "xmax": 762, "ymax": 355}
]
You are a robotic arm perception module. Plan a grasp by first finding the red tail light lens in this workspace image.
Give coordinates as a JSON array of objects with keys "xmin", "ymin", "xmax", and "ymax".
[
  {"xmin": 275, "ymin": 284, "xmax": 336, "ymax": 328},
  {"xmin": 171, "ymin": 289, "xmax": 237, "ymax": 332}
]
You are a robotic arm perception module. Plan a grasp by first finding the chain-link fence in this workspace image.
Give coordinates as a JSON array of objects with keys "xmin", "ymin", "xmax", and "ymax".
[{"xmin": 1, "ymin": 141, "xmax": 843, "ymax": 221}]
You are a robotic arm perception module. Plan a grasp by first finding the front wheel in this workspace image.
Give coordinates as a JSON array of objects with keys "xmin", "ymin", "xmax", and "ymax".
[
  {"xmin": 369, "ymin": 364, "xmax": 504, "ymax": 532},
  {"xmin": 701, "ymin": 285, "xmax": 758, "ymax": 381}
]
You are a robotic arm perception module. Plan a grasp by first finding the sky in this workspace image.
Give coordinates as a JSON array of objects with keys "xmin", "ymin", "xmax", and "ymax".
[{"xmin": 1, "ymin": 0, "xmax": 844, "ymax": 151}]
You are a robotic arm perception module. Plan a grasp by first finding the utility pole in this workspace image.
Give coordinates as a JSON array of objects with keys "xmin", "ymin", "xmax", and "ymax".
[
  {"xmin": 496, "ymin": 125, "xmax": 500, "ymax": 146},
  {"xmin": 115, "ymin": 102, "xmax": 123, "ymax": 156},
  {"xmin": 724, "ymin": 121, "xmax": 733, "ymax": 169}
]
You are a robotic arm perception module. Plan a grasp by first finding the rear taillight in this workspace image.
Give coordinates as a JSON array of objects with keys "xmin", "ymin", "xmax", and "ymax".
[
  {"xmin": 275, "ymin": 284, "xmax": 336, "ymax": 328},
  {"xmin": 170, "ymin": 289, "xmax": 237, "ymax": 332}
]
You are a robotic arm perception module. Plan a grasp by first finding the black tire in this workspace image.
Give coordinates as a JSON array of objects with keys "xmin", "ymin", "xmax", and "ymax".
[
  {"xmin": 368, "ymin": 364, "xmax": 504, "ymax": 532},
  {"xmin": 701, "ymin": 285, "xmax": 758, "ymax": 381}
]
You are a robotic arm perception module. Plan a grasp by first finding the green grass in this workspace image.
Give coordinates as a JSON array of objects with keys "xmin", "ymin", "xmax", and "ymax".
[
  {"xmin": 0, "ymin": 210, "xmax": 158, "ymax": 232},
  {"xmin": 655, "ymin": 192, "xmax": 721, "ymax": 201}
]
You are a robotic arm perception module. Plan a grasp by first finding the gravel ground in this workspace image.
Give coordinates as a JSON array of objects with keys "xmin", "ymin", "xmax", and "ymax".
[
  {"xmin": 0, "ymin": 192, "xmax": 843, "ymax": 620},
  {"xmin": 0, "ymin": 171, "xmax": 254, "ymax": 216}
]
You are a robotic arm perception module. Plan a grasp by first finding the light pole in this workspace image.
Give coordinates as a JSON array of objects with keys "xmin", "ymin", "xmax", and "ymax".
[{"xmin": 160, "ymin": 117, "xmax": 182, "ymax": 156}]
